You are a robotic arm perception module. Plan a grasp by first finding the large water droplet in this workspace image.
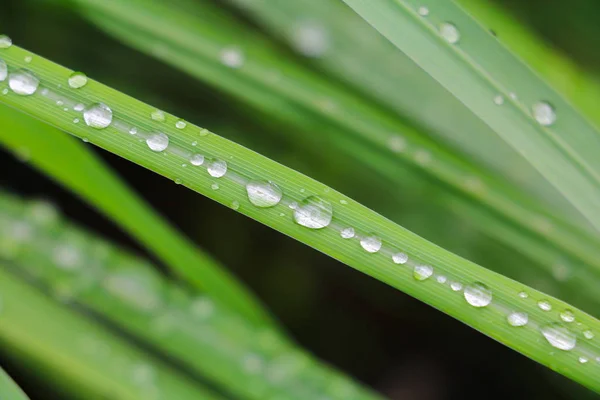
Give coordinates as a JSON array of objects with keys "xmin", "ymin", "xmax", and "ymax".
[
  {"xmin": 83, "ymin": 103, "xmax": 113, "ymax": 129},
  {"xmin": 560, "ymin": 309, "xmax": 575, "ymax": 323},
  {"xmin": 532, "ymin": 102, "xmax": 556, "ymax": 126},
  {"xmin": 293, "ymin": 196, "xmax": 333, "ymax": 229},
  {"xmin": 464, "ymin": 282, "xmax": 492, "ymax": 307},
  {"xmin": 68, "ymin": 71, "xmax": 88, "ymax": 89},
  {"xmin": 392, "ymin": 252, "xmax": 408, "ymax": 264},
  {"xmin": 207, "ymin": 159, "xmax": 228, "ymax": 178},
  {"xmin": 360, "ymin": 235, "xmax": 382, "ymax": 253},
  {"xmin": 0, "ymin": 35, "xmax": 12, "ymax": 48},
  {"xmin": 0, "ymin": 59, "xmax": 7, "ymax": 81},
  {"xmin": 439, "ymin": 22, "xmax": 460, "ymax": 44},
  {"xmin": 413, "ymin": 265, "xmax": 433, "ymax": 281},
  {"xmin": 189, "ymin": 154, "xmax": 204, "ymax": 166},
  {"xmin": 8, "ymin": 69, "xmax": 39, "ymax": 95},
  {"xmin": 507, "ymin": 311, "xmax": 528, "ymax": 327},
  {"xmin": 538, "ymin": 300, "xmax": 552, "ymax": 311},
  {"xmin": 146, "ymin": 133, "xmax": 169, "ymax": 152},
  {"xmin": 220, "ymin": 47, "xmax": 245, "ymax": 68},
  {"xmin": 246, "ymin": 180, "xmax": 283, "ymax": 208},
  {"xmin": 340, "ymin": 227, "xmax": 355, "ymax": 239},
  {"xmin": 541, "ymin": 323, "xmax": 576, "ymax": 351},
  {"xmin": 292, "ymin": 20, "xmax": 329, "ymax": 58}
]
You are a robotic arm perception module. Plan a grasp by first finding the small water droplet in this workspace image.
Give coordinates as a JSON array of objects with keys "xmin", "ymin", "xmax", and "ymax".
[
  {"xmin": 541, "ymin": 323, "xmax": 576, "ymax": 351},
  {"xmin": 507, "ymin": 311, "xmax": 528, "ymax": 327},
  {"xmin": 174, "ymin": 178, "xmax": 182, "ymax": 185},
  {"xmin": 436, "ymin": 275, "xmax": 447, "ymax": 284},
  {"xmin": 451, "ymin": 282, "xmax": 463, "ymax": 291},
  {"xmin": 191, "ymin": 141, "xmax": 198, "ymax": 146},
  {"xmin": 0, "ymin": 59, "xmax": 7, "ymax": 81},
  {"xmin": 579, "ymin": 356, "xmax": 589, "ymax": 364},
  {"xmin": 339, "ymin": 199, "xmax": 348, "ymax": 205},
  {"xmin": 1, "ymin": 88, "xmax": 7, "ymax": 95},
  {"xmin": 509, "ymin": 92, "xmax": 518, "ymax": 100},
  {"xmin": 418, "ymin": 6, "xmax": 429, "ymax": 16},
  {"xmin": 27, "ymin": 200, "xmax": 59, "ymax": 226},
  {"xmin": 189, "ymin": 154, "xmax": 205, "ymax": 166},
  {"xmin": 151, "ymin": 109, "xmax": 165, "ymax": 122},
  {"xmin": 413, "ymin": 265, "xmax": 433, "ymax": 281},
  {"xmin": 146, "ymin": 133, "xmax": 169, "ymax": 152},
  {"xmin": 246, "ymin": 180, "xmax": 283, "ymax": 208},
  {"xmin": 24, "ymin": 56, "xmax": 32, "ymax": 63},
  {"xmin": 129, "ymin": 127, "xmax": 138, "ymax": 135},
  {"xmin": 52, "ymin": 244, "xmax": 82, "ymax": 270},
  {"xmin": 293, "ymin": 196, "xmax": 333, "ymax": 229},
  {"xmin": 8, "ymin": 69, "xmax": 39, "ymax": 95},
  {"xmin": 207, "ymin": 159, "xmax": 228, "ymax": 178},
  {"xmin": 175, "ymin": 120, "xmax": 186, "ymax": 129},
  {"xmin": 439, "ymin": 22, "xmax": 460, "ymax": 44},
  {"xmin": 583, "ymin": 330, "xmax": 594, "ymax": 339},
  {"xmin": 360, "ymin": 235, "xmax": 382, "ymax": 253},
  {"xmin": 340, "ymin": 227, "xmax": 355, "ymax": 239},
  {"xmin": 464, "ymin": 282, "xmax": 492, "ymax": 307},
  {"xmin": 388, "ymin": 135, "xmax": 406, "ymax": 153},
  {"xmin": 68, "ymin": 71, "xmax": 88, "ymax": 89},
  {"xmin": 560, "ymin": 309, "xmax": 575, "ymax": 323},
  {"xmin": 532, "ymin": 102, "xmax": 556, "ymax": 126},
  {"xmin": 211, "ymin": 183, "xmax": 220, "ymax": 190},
  {"xmin": 83, "ymin": 103, "xmax": 113, "ymax": 129},
  {"xmin": 56, "ymin": 100, "xmax": 64, "ymax": 106},
  {"xmin": 392, "ymin": 252, "xmax": 408, "ymax": 264},
  {"xmin": 103, "ymin": 269, "xmax": 163, "ymax": 312},
  {"xmin": 538, "ymin": 300, "xmax": 552, "ymax": 311},
  {"xmin": 199, "ymin": 128, "xmax": 209, "ymax": 136},
  {"xmin": 518, "ymin": 291, "xmax": 528, "ymax": 299},
  {"xmin": 73, "ymin": 118, "xmax": 80, "ymax": 124},
  {"xmin": 231, "ymin": 200, "xmax": 240, "ymax": 210},
  {"xmin": 220, "ymin": 47, "xmax": 245, "ymax": 68},
  {"xmin": 73, "ymin": 103, "xmax": 85, "ymax": 112},
  {"xmin": 0, "ymin": 35, "xmax": 13, "ymax": 49},
  {"xmin": 493, "ymin": 95, "xmax": 504, "ymax": 105},
  {"xmin": 292, "ymin": 20, "xmax": 329, "ymax": 58}
]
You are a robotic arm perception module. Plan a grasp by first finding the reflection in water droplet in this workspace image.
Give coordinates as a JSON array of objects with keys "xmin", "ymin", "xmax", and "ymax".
[
  {"xmin": 340, "ymin": 227, "xmax": 355, "ymax": 239},
  {"xmin": 583, "ymin": 330, "xmax": 594, "ymax": 340},
  {"xmin": 579, "ymin": 356, "xmax": 589, "ymax": 364},
  {"xmin": 189, "ymin": 154, "xmax": 204, "ymax": 166},
  {"xmin": 207, "ymin": 159, "xmax": 228, "ymax": 178},
  {"xmin": 450, "ymin": 282, "xmax": 463, "ymax": 291},
  {"xmin": 439, "ymin": 22, "xmax": 460, "ymax": 44},
  {"xmin": 246, "ymin": 180, "xmax": 283, "ymax": 208},
  {"xmin": 413, "ymin": 265, "xmax": 433, "ymax": 281},
  {"xmin": 560, "ymin": 310, "xmax": 575, "ymax": 323},
  {"xmin": 175, "ymin": 120, "xmax": 186, "ymax": 129},
  {"xmin": 8, "ymin": 69, "xmax": 39, "ymax": 95},
  {"xmin": 541, "ymin": 323, "xmax": 576, "ymax": 351},
  {"xmin": 532, "ymin": 102, "xmax": 556, "ymax": 126},
  {"xmin": 0, "ymin": 35, "xmax": 12, "ymax": 49},
  {"xmin": 464, "ymin": 282, "xmax": 492, "ymax": 307},
  {"xmin": 538, "ymin": 300, "xmax": 552, "ymax": 311},
  {"xmin": 518, "ymin": 291, "xmax": 528, "ymax": 299},
  {"xmin": 436, "ymin": 275, "xmax": 447, "ymax": 284},
  {"xmin": 83, "ymin": 103, "xmax": 113, "ymax": 129},
  {"xmin": 146, "ymin": 133, "xmax": 169, "ymax": 152},
  {"xmin": 392, "ymin": 252, "xmax": 408, "ymax": 264},
  {"xmin": 507, "ymin": 312, "xmax": 528, "ymax": 327},
  {"xmin": 360, "ymin": 235, "xmax": 382, "ymax": 253},
  {"xmin": 293, "ymin": 196, "xmax": 333, "ymax": 229},
  {"xmin": 68, "ymin": 71, "xmax": 88, "ymax": 89}
]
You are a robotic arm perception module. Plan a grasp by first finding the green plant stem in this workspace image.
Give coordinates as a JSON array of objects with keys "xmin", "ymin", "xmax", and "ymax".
[{"xmin": 0, "ymin": 367, "xmax": 29, "ymax": 400}]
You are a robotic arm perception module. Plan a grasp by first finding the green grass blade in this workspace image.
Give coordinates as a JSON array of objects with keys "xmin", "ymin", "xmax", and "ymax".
[
  {"xmin": 0, "ymin": 266, "xmax": 224, "ymax": 400},
  {"xmin": 0, "ymin": 104, "xmax": 276, "ymax": 329},
  {"xmin": 63, "ymin": 0, "xmax": 600, "ymax": 284},
  {"xmin": 340, "ymin": 0, "xmax": 600, "ymax": 232},
  {"xmin": 0, "ymin": 45, "xmax": 599, "ymax": 390},
  {"xmin": 0, "ymin": 193, "xmax": 381, "ymax": 400},
  {"xmin": 0, "ymin": 367, "xmax": 29, "ymax": 400}
]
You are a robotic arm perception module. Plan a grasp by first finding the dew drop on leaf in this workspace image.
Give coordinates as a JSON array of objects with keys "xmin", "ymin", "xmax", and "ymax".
[
  {"xmin": 532, "ymin": 102, "xmax": 556, "ymax": 126},
  {"xmin": 413, "ymin": 265, "xmax": 433, "ymax": 281},
  {"xmin": 538, "ymin": 300, "xmax": 552, "ymax": 311},
  {"xmin": 360, "ymin": 235, "xmax": 382, "ymax": 253},
  {"xmin": 146, "ymin": 133, "xmax": 169, "ymax": 152},
  {"xmin": 83, "ymin": 103, "xmax": 113, "ymax": 129},
  {"xmin": 68, "ymin": 71, "xmax": 88, "ymax": 89},
  {"xmin": 464, "ymin": 282, "xmax": 492, "ymax": 307},
  {"xmin": 246, "ymin": 180, "xmax": 283, "ymax": 208},
  {"xmin": 0, "ymin": 35, "xmax": 12, "ymax": 48},
  {"xmin": 507, "ymin": 311, "xmax": 528, "ymax": 327},
  {"xmin": 392, "ymin": 252, "xmax": 408, "ymax": 264},
  {"xmin": 439, "ymin": 22, "xmax": 460, "ymax": 44},
  {"xmin": 189, "ymin": 154, "xmax": 205, "ymax": 166},
  {"xmin": 293, "ymin": 196, "xmax": 333, "ymax": 229},
  {"xmin": 541, "ymin": 323, "xmax": 576, "ymax": 351},
  {"xmin": 207, "ymin": 159, "xmax": 228, "ymax": 178},
  {"xmin": 340, "ymin": 227, "xmax": 355, "ymax": 239},
  {"xmin": 560, "ymin": 309, "xmax": 575, "ymax": 323},
  {"xmin": 8, "ymin": 69, "xmax": 39, "ymax": 95}
]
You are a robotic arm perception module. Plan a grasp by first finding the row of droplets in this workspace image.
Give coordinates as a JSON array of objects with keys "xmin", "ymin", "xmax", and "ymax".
[{"xmin": 1, "ymin": 41, "xmax": 597, "ymax": 364}]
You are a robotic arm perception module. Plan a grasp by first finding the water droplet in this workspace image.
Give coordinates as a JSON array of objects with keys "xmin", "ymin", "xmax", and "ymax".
[
  {"xmin": 190, "ymin": 297, "xmax": 214, "ymax": 319},
  {"xmin": 413, "ymin": 265, "xmax": 433, "ymax": 281},
  {"xmin": 231, "ymin": 200, "xmax": 240, "ymax": 210},
  {"xmin": 24, "ymin": 56, "xmax": 32, "ymax": 63},
  {"xmin": 509, "ymin": 92, "xmax": 518, "ymax": 100},
  {"xmin": 340, "ymin": 227, "xmax": 355, "ymax": 239},
  {"xmin": 129, "ymin": 127, "xmax": 138, "ymax": 135},
  {"xmin": 436, "ymin": 275, "xmax": 447, "ymax": 284},
  {"xmin": 292, "ymin": 196, "xmax": 333, "ymax": 229},
  {"xmin": 175, "ymin": 120, "xmax": 186, "ymax": 129},
  {"xmin": 0, "ymin": 59, "xmax": 7, "ymax": 81},
  {"xmin": 388, "ymin": 135, "xmax": 406, "ymax": 153},
  {"xmin": 451, "ymin": 282, "xmax": 463, "ymax": 291},
  {"xmin": 246, "ymin": 180, "xmax": 283, "ymax": 208},
  {"xmin": 220, "ymin": 47, "xmax": 245, "ymax": 68},
  {"xmin": 27, "ymin": 200, "xmax": 59, "ymax": 226},
  {"xmin": 146, "ymin": 133, "xmax": 169, "ymax": 152},
  {"xmin": 52, "ymin": 244, "xmax": 82, "ymax": 270},
  {"xmin": 418, "ymin": 6, "xmax": 429, "ymax": 16},
  {"xmin": 68, "ymin": 71, "xmax": 88, "ymax": 89},
  {"xmin": 583, "ymin": 330, "xmax": 594, "ymax": 339},
  {"xmin": 439, "ymin": 22, "xmax": 460, "ymax": 44},
  {"xmin": 292, "ymin": 20, "xmax": 329, "ymax": 58},
  {"xmin": 56, "ymin": 100, "xmax": 64, "ymax": 106},
  {"xmin": 288, "ymin": 201, "xmax": 298, "ymax": 209},
  {"xmin": 73, "ymin": 118, "xmax": 80, "ymax": 124},
  {"xmin": 174, "ymin": 178, "xmax": 182, "ymax": 185},
  {"xmin": 392, "ymin": 252, "xmax": 408, "ymax": 264},
  {"xmin": 199, "ymin": 128, "xmax": 209, "ymax": 136},
  {"xmin": 189, "ymin": 154, "xmax": 204, "ymax": 166},
  {"xmin": 8, "ymin": 69, "xmax": 39, "ymax": 95},
  {"xmin": 83, "ymin": 103, "xmax": 113, "ymax": 129},
  {"xmin": 518, "ymin": 291, "xmax": 528, "ymax": 299},
  {"xmin": 0, "ymin": 35, "xmax": 12, "ymax": 48},
  {"xmin": 532, "ymin": 102, "xmax": 556, "ymax": 126},
  {"xmin": 103, "ymin": 268, "xmax": 163, "ymax": 312},
  {"xmin": 579, "ymin": 356, "xmax": 589, "ymax": 364},
  {"xmin": 360, "ymin": 235, "xmax": 382, "ymax": 253},
  {"xmin": 151, "ymin": 109, "xmax": 165, "ymax": 122},
  {"xmin": 1, "ymin": 88, "xmax": 7, "ymax": 95},
  {"xmin": 507, "ymin": 311, "xmax": 528, "ymax": 327},
  {"xmin": 463, "ymin": 282, "xmax": 492, "ymax": 307},
  {"xmin": 541, "ymin": 323, "xmax": 576, "ymax": 350},
  {"xmin": 211, "ymin": 183, "xmax": 219, "ymax": 190},
  {"xmin": 538, "ymin": 300, "xmax": 552, "ymax": 311},
  {"xmin": 191, "ymin": 141, "xmax": 198, "ymax": 146},
  {"xmin": 560, "ymin": 310, "xmax": 575, "ymax": 323},
  {"xmin": 493, "ymin": 95, "xmax": 504, "ymax": 105},
  {"xmin": 73, "ymin": 103, "xmax": 85, "ymax": 112},
  {"xmin": 414, "ymin": 149, "xmax": 431, "ymax": 165},
  {"xmin": 207, "ymin": 159, "xmax": 228, "ymax": 178}
]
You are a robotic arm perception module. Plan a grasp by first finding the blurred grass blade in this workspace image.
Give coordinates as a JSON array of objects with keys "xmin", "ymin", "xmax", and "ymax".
[
  {"xmin": 0, "ymin": 265, "xmax": 224, "ymax": 400},
  {"xmin": 0, "ymin": 45, "xmax": 599, "ymax": 390},
  {"xmin": 0, "ymin": 367, "xmax": 29, "ymax": 400},
  {"xmin": 0, "ymin": 104, "xmax": 276, "ymax": 329},
  {"xmin": 340, "ymin": 0, "xmax": 600, "ymax": 231},
  {"xmin": 0, "ymin": 192, "xmax": 381, "ymax": 400}
]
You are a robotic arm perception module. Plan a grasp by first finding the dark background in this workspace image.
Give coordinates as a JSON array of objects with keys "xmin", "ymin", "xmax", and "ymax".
[{"xmin": 1, "ymin": 0, "xmax": 599, "ymax": 399}]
